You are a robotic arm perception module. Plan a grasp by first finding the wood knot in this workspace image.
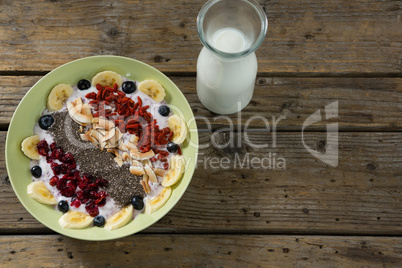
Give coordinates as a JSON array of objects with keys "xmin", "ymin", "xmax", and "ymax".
[
  {"xmin": 107, "ymin": 27, "xmax": 119, "ymax": 37},
  {"xmin": 366, "ymin": 162, "xmax": 377, "ymax": 171},
  {"xmin": 154, "ymin": 55, "xmax": 170, "ymax": 63},
  {"xmin": 317, "ymin": 140, "xmax": 326, "ymax": 153},
  {"xmin": 304, "ymin": 33, "xmax": 315, "ymax": 40}
]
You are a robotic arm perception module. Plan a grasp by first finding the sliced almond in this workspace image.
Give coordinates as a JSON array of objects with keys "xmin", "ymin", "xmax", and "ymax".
[
  {"xmin": 144, "ymin": 164, "xmax": 158, "ymax": 183},
  {"xmin": 101, "ymin": 127, "xmax": 116, "ymax": 142},
  {"xmin": 140, "ymin": 180, "xmax": 151, "ymax": 194},
  {"xmin": 90, "ymin": 129, "xmax": 102, "ymax": 142},
  {"xmin": 154, "ymin": 168, "xmax": 166, "ymax": 177},
  {"xmin": 81, "ymin": 103, "xmax": 92, "ymax": 116},
  {"xmin": 97, "ymin": 129, "xmax": 107, "ymax": 136},
  {"xmin": 92, "ymin": 118, "xmax": 100, "ymax": 124},
  {"xmin": 122, "ymin": 152, "xmax": 131, "ymax": 162},
  {"xmin": 130, "ymin": 149, "xmax": 155, "ymax": 161},
  {"xmin": 80, "ymin": 133, "xmax": 91, "ymax": 142},
  {"xmin": 73, "ymin": 97, "xmax": 83, "ymax": 112},
  {"xmin": 107, "ymin": 148, "xmax": 118, "ymax": 155},
  {"xmin": 129, "ymin": 135, "xmax": 139, "ymax": 144},
  {"xmin": 114, "ymin": 156, "xmax": 123, "ymax": 167},
  {"xmin": 118, "ymin": 141, "xmax": 127, "ymax": 151},
  {"xmin": 132, "ymin": 159, "xmax": 142, "ymax": 167},
  {"xmin": 98, "ymin": 117, "xmax": 114, "ymax": 130},
  {"xmin": 130, "ymin": 165, "xmax": 145, "ymax": 176},
  {"xmin": 126, "ymin": 142, "xmax": 138, "ymax": 151}
]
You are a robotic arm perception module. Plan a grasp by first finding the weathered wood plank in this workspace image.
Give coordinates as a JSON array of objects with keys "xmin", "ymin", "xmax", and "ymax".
[
  {"xmin": 1, "ymin": 234, "xmax": 402, "ymax": 267},
  {"xmin": 1, "ymin": 76, "xmax": 402, "ymax": 131},
  {"xmin": 0, "ymin": 0, "xmax": 400, "ymax": 74},
  {"xmin": 1, "ymin": 131, "xmax": 402, "ymax": 234}
]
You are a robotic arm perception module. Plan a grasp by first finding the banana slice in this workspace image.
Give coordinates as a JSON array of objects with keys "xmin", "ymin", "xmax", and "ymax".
[
  {"xmin": 21, "ymin": 135, "xmax": 40, "ymax": 160},
  {"xmin": 144, "ymin": 187, "xmax": 172, "ymax": 214},
  {"xmin": 104, "ymin": 205, "xmax": 133, "ymax": 231},
  {"xmin": 58, "ymin": 211, "xmax": 94, "ymax": 229},
  {"xmin": 168, "ymin": 114, "xmax": 187, "ymax": 144},
  {"xmin": 138, "ymin": 80, "xmax": 166, "ymax": 102},
  {"xmin": 27, "ymin": 181, "xmax": 57, "ymax": 205},
  {"xmin": 92, "ymin": 71, "xmax": 123, "ymax": 88},
  {"xmin": 161, "ymin": 155, "xmax": 185, "ymax": 187},
  {"xmin": 47, "ymin": 83, "xmax": 73, "ymax": 111}
]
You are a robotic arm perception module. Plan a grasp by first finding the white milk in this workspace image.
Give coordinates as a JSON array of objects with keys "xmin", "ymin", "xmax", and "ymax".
[{"xmin": 197, "ymin": 27, "xmax": 257, "ymax": 114}]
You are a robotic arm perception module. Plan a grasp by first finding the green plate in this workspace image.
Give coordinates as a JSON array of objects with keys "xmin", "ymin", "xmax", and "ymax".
[{"xmin": 5, "ymin": 55, "xmax": 198, "ymax": 241}]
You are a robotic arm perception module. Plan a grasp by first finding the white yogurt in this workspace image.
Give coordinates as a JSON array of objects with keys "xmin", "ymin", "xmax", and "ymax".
[{"xmin": 31, "ymin": 76, "xmax": 176, "ymax": 222}]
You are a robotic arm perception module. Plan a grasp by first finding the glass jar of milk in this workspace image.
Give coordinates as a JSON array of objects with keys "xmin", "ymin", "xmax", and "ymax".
[{"xmin": 196, "ymin": 0, "xmax": 268, "ymax": 114}]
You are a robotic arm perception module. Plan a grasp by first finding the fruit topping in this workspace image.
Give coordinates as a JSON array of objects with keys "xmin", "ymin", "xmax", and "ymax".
[
  {"xmin": 92, "ymin": 71, "xmax": 123, "ymax": 88},
  {"xmin": 27, "ymin": 181, "xmax": 57, "ymax": 205},
  {"xmin": 47, "ymin": 83, "xmax": 73, "ymax": 111},
  {"xmin": 30, "ymin": 165, "xmax": 42, "ymax": 178},
  {"xmin": 158, "ymin": 105, "xmax": 170, "ymax": 116},
  {"xmin": 131, "ymin": 195, "xmax": 144, "ymax": 210},
  {"xmin": 104, "ymin": 205, "xmax": 133, "ymax": 231},
  {"xmin": 144, "ymin": 187, "xmax": 171, "ymax": 214},
  {"xmin": 58, "ymin": 211, "xmax": 93, "ymax": 229},
  {"xmin": 39, "ymin": 115, "xmax": 55, "ymax": 130},
  {"xmin": 168, "ymin": 114, "xmax": 187, "ymax": 144},
  {"xmin": 93, "ymin": 215, "xmax": 106, "ymax": 227},
  {"xmin": 138, "ymin": 80, "xmax": 166, "ymax": 102},
  {"xmin": 122, "ymin": 80, "xmax": 137, "ymax": 94},
  {"xmin": 58, "ymin": 200, "xmax": 69, "ymax": 213},
  {"xmin": 77, "ymin": 79, "xmax": 91, "ymax": 90},
  {"xmin": 166, "ymin": 142, "xmax": 179, "ymax": 153},
  {"xmin": 161, "ymin": 155, "xmax": 185, "ymax": 187},
  {"xmin": 21, "ymin": 135, "xmax": 41, "ymax": 160}
]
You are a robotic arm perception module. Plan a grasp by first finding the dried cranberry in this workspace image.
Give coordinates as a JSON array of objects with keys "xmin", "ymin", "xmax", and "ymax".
[
  {"xmin": 56, "ymin": 178, "xmax": 67, "ymax": 190},
  {"xmin": 87, "ymin": 183, "xmax": 98, "ymax": 191},
  {"xmin": 50, "ymin": 142, "xmax": 57, "ymax": 151},
  {"xmin": 50, "ymin": 148, "xmax": 64, "ymax": 161},
  {"xmin": 95, "ymin": 178, "xmax": 108, "ymax": 187},
  {"xmin": 71, "ymin": 200, "xmax": 81, "ymax": 208},
  {"xmin": 37, "ymin": 140, "xmax": 50, "ymax": 156},
  {"xmin": 89, "ymin": 191, "xmax": 98, "ymax": 200},
  {"xmin": 66, "ymin": 181, "xmax": 77, "ymax": 191},
  {"xmin": 51, "ymin": 163, "xmax": 61, "ymax": 175},
  {"xmin": 60, "ymin": 164, "xmax": 70, "ymax": 174},
  {"xmin": 96, "ymin": 198, "xmax": 107, "ymax": 207},
  {"xmin": 49, "ymin": 176, "xmax": 58, "ymax": 186},
  {"xmin": 85, "ymin": 201, "xmax": 99, "ymax": 217},
  {"xmin": 61, "ymin": 186, "xmax": 75, "ymax": 197},
  {"xmin": 62, "ymin": 153, "xmax": 75, "ymax": 165},
  {"xmin": 78, "ymin": 181, "xmax": 88, "ymax": 190}
]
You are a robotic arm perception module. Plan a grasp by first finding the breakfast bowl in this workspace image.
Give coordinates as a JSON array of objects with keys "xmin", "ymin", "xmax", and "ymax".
[{"xmin": 5, "ymin": 55, "xmax": 198, "ymax": 241}]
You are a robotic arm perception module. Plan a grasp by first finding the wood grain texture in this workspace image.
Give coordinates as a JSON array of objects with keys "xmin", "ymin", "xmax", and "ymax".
[
  {"xmin": 2, "ymin": 131, "xmax": 402, "ymax": 234},
  {"xmin": 0, "ymin": 0, "xmax": 400, "ymax": 74},
  {"xmin": 1, "ymin": 235, "xmax": 402, "ymax": 267},
  {"xmin": 1, "ymin": 76, "xmax": 402, "ymax": 131}
]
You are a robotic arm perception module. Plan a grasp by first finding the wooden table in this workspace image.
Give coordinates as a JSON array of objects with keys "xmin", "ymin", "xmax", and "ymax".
[{"xmin": 1, "ymin": 0, "xmax": 401, "ymax": 266}]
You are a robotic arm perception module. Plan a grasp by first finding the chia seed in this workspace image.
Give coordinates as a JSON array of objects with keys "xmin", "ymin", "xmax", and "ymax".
[{"xmin": 49, "ymin": 111, "xmax": 144, "ymax": 206}]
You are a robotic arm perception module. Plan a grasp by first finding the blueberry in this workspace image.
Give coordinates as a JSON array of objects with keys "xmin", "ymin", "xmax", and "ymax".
[
  {"xmin": 39, "ymin": 115, "xmax": 54, "ymax": 130},
  {"xmin": 93, "ymin": 215, "xmax": 106, "ymax": 227},
  {"xmin": 131, "ymin": 195, "xmax": 144, "ymax": 210},
  {"xmin": 58, "ymin": 200, "xmax": 69, "ymax": 213},
  {"xmin": 122, "ymin": 81, "xmax": 136, "ymax": 94},
  {"xmin": 77, "ymin": 79, "xmax": 91, "ymax": 90},
  {"xmin": 158, "ymin": 105, "xmax": 170, "ymax": 116},
  {"xmin": 166, "ymin": 142, "xmax": 178, "ymax": 154},
  {"xmin": 30, "ymin": 165, "xmax": 42, "ymax": 178}
]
